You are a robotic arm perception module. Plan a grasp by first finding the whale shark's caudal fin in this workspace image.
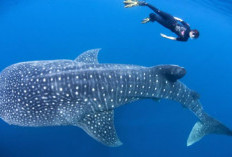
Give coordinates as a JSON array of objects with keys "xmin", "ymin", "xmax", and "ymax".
[{"xmin": 187, "ymin": 115, "xmax": 232, "ymax": 146}]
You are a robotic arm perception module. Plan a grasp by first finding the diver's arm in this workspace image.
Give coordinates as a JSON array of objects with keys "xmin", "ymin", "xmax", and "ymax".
[
  {"xmin": 174, "ymin": 16, "xmax": 183, "ymax": 22},
  {"xmin": 174, "ymin": 16, "xmax": 190, "ymax": 28},
  {"xmin": 183, "ymin": 23, "xmax": 190, "ymax": 30},
  {"xmin": 181, "ymin": 21, "xmax": 190, "ymax": 29},
  {"xmin": 160, "ymin": 33, "xmax": 177, "ymax": 40}
]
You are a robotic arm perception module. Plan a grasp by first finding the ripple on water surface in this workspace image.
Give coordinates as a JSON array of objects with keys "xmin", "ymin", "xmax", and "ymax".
[{"xmin": 191, "ymin": 0, "xmax": 232, "ymax": 17}]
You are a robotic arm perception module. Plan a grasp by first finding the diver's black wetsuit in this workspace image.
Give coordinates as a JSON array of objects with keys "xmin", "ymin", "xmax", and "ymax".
[{"xmin": 142, "ymin": 3, "xmax": 191, "ymax": 41}]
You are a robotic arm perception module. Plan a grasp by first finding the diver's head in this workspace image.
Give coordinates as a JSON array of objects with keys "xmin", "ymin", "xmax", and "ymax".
[{"xmin": 189, "ymin": 29, "xmax": 200, "ymax": 39}]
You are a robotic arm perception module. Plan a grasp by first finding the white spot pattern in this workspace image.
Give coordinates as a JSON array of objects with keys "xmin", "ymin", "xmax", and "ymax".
[{"xmin": 0, "ymin": 49, "xmax": 199, "ymax": 147}]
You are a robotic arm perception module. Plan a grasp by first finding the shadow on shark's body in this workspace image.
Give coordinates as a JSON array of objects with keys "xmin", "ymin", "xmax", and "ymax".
[{"xmin": 0, "ymin": 49, "xmax": 231, "ymax": 146}]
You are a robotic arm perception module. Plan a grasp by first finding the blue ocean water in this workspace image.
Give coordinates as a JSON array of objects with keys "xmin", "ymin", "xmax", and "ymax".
[{"xmin": 0, "ymin": 0, "xmax": 232, "ymax": 156}]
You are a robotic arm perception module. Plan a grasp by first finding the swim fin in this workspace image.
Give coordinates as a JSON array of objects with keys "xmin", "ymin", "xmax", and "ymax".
[
  {"xmin": 123, "ymin": 0, "xmax": 139, "ymax": 8},
  {"xmin": 141, "ymin": 17, "xmax": 150, "ymax": 24}
]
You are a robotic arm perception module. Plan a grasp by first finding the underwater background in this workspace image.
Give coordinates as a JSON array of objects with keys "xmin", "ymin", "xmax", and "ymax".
[{"xmin": 0, "ymin": 0, "xmax": 232, "ymax": 156}]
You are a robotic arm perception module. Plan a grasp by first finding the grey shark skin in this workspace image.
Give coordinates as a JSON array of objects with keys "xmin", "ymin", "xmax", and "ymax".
[{"xmin": 0, "ymin": 49, "xmax": 231, "ymax": 147}]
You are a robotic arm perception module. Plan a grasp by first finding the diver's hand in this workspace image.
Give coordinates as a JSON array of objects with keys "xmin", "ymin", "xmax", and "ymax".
[
  {"xmin": 123, "ymin": 0, "xmax": 139, "ymax": 8},
  {"xmin": 160, "ymin": 33, "xmax": 168, "ymax": 38},
  {"xmin": 160, "ymin": 33, "xmax": 177, "ymax": 40}
]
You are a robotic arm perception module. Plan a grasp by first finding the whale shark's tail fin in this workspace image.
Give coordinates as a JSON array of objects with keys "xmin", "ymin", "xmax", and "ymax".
[{"xmin": 187, "ymin": 115, "xmax": 232, "ymax": 146}]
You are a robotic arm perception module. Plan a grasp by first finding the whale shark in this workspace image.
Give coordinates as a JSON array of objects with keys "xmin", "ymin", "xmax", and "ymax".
[{"xmin": 0, "ymin": 49, "xmax": 231, "ymax": 146}]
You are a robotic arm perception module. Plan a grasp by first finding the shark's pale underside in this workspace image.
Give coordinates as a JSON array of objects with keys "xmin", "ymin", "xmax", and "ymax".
[{"xmin": 0, "ymin": 49, "xmax": 231, "ymax": 146}]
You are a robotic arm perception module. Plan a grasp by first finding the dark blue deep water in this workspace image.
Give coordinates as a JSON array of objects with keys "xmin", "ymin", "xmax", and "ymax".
[{"xmin": 0, "ymin": 0, "xmax": 232, "ymax": 157}]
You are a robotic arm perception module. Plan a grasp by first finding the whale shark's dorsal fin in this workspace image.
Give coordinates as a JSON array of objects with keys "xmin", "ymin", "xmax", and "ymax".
[
  {"xmin": 75, "ymin": 48, "xmax": 101, "ymax": 64},
  {"xmin": 77, "ymin": 110, "xmax": 122, "ymax": 147}
]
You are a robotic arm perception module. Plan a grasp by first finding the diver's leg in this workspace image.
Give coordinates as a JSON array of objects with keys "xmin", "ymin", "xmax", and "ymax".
[
  {"xmin": 141, "ymin": 13, "xmax": 161, "ymax": 24},
  {"xmin": 145, "ymin": 13, "xmax": 175, "ymax": 31},
  {"xmin": 145, "ymin": 3, "xmax": 174, "ymax": 20},
  {"xmin": 123, "ymin": 0, "xmax": 173, "ymax": 20},
  {"xmin": 124, "ymin": 0, "xmax": 175, "ymax": 23}
]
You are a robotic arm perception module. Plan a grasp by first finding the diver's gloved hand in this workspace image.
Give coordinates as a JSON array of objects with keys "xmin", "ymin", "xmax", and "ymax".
[
  {"xmin": 123, "ymin": 0, "xmax": 139, "ymax": 8},
  {"xmin": 141, "ymin": 17, "xmax": 150, "ymax": 24}
]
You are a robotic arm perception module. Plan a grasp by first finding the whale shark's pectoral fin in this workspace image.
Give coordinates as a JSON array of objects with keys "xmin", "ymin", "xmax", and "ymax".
[
  {"xmin": 75, "ymin": 48, "xmax": 101, "ymax": 64},
  {"xmin": 77, "ymin": 110, "xmax": 122, "ymax": 147}
]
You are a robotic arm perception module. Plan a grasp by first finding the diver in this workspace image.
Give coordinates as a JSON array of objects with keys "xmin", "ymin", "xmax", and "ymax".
[{"xmin": 124, "ymin": 0, "xmax": 199, "ymax": 41}]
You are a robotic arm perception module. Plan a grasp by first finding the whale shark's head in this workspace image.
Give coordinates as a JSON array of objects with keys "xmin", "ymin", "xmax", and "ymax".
[
  {"xmin": 0, "ymin": 62, "xmax": 33, "ymax": 122},
  {"xmin": 0, "ymin": 65, "xmax": 13, "ymax": 119}
]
